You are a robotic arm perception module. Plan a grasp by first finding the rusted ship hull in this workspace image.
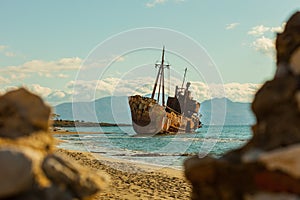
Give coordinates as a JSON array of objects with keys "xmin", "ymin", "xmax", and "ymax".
[{"xmin": 128, "ymin": 95, "xmax": 200, "ymax": 135}]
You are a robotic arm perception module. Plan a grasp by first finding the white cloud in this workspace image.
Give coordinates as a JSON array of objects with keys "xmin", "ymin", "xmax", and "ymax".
[
  {"xmin": 248, "ymin": 25, "xmax": 270, "ymax": 36},
  {"xmin": 0, "ymin": 76, "xmax": 10, "ymax": 84},
  {"xmin": 57, "ymin": 74, "xmax": 69, "ymax": 78},
  {"xmin": 22, "ymin": 57, "xmax": 82, "ymax": 71},
  {"xmin": 270, "ymin": 22, "xmax": 286, "ymax": 33},
  {"xmin": 146, "ymin": 0, "xmax": 185, "ymax": 8},
  {"xmin": 0, "ymin": 78, "xmax": 260, "ymax": 104},
  {"xmin": 29, "ymin": 84, "xmax": 52, "ymax": 97},
  {"xmin": 49, "ymin": 91, "xmax": 66, "ymax": 98},
  {"xmin": 69, "ymin": 77, "xmax": 261, "ymax": 103},
  {"xmin": 57, "ymin": 57, "xmax": 82, "ymax": 67},
  {"xmin": 10, "ymin": 73, "xmax": 28, "ymax": 80},
  {"xmin": 0, "ymin": 57, "xmax": 82, "ymax": 82},
  {"xmin": 0, "ymin": 84, "xmax": 71, "ymax": 105},
  {"xmin": 115, "ymin": 56, "xmax": 125, "ymax": 62},
  {"xmin": 146, "ymin": 0, "xmax": 167, "ymax": 7},
  {"xmin": 190, "ymin": 82, "xmax": 261, "ymax": 102},
  {"xmin": 0, "ymin": 45, "xmax": 17, "ymax": 57},
  {"xmin": 247, "ymin": 23, "xmax": 286, "ymax": 57},
  {"xmin": 0, "ymin": 45, "xmax": 8, "ymax": 51},
  {"xmin": 47, "ymin": 90, "xmax": 71, "ymax": 104},
  {"xmin": 69, "ymin": 76, "xmax": 168, "ymax": 101},
  {"xmin": 252, "ymin": 36, "xmax": 275, "ymax": 57},
  {"xmin": 224, "ymin": 83, "xmax": 261, "ymax": 102},
  {"xmin": 4, "ymin": 52, "xmax": 16, "ymax": 57},
  {"xmin": 226, "ymin": 23, "xmax": 240, "ymax": 30},
  {"xmin": 19, "ymin": 84, "xmax": 71, "ymax": 104}
]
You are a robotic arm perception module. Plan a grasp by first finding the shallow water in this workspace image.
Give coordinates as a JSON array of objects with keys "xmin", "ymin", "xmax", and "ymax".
[{"xmin": 55, "ymin": 125, "xmax": 252, "ymax": 168}]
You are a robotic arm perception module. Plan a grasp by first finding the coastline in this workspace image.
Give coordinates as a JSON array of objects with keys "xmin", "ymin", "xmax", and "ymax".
[
  {"xmin": 56, "ymin": 148, "xmax": 192, "ymax": 199},
  {"xmin": 52, "ymin": 120, "xmax": 131, "ymax": 127}
]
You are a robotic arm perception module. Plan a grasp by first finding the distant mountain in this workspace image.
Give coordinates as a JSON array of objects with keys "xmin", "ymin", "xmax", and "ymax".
[
  {"xmin": 200, "ymin": 98, "xmax": 255, "ymax": 125},
  {"xmin": 54, "ymin": 96, "xmax": 131, "ymax": 124},
  {"xmin": 54, "ymin": 96, "xmax": 255, "ymax": 126}
]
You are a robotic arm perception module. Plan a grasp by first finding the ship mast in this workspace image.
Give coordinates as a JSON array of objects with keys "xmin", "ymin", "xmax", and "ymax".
[
  {"xmin": 181, "ymin": 68, "xmax": 187, "ymax": 88},
  {"xmin": 151, "ymin": 46, "xmax": 169, "ymax": 106},
  {"xmin": 161, "ymin": 48, "xmax": 165, "ymax": 106}
]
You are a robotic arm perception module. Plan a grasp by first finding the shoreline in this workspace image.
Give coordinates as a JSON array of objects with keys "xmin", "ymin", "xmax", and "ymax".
[
  {"xmin": 52, "ymin": 120, "xmax": 131, "ymax": 127},
  {"xmin": 52, "ymin": 129, "xmax": 105, "ymax": 135},
  {"xmin": 50, "ymin": 126, "xmax": 130, "ymax": 135},
  {"xmin": 90, "ymin": 150, "xmax": 184, "ymax": 175},
  {"xmin": 57, "ymin": 148, "xmax": 192, "ymax": 199},
  {"xmin": 52, "ymin": 130, "xmax": 187, "ymax": 170}
]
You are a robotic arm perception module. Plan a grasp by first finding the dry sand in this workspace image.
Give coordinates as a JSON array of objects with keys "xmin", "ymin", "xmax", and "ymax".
[{"xmin": 55, "ymin": 135, "xmax": 192, "ymax": 200}]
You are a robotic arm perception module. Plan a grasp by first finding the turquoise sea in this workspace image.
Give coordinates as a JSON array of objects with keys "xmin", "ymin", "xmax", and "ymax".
[{"xmin": 55, "ymin": 125, "xmax": 252, "ymax": 169}]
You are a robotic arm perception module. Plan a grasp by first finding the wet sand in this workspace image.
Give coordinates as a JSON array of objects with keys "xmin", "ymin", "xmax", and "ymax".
[{"xmin": 56, "ymin": 148, "xmax": 192, "ymax": 200}]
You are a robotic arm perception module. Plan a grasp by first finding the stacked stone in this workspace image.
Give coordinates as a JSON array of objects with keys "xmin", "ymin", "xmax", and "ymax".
[
  {"xmin": 184, "ymin": 11, "xmax": 300, "ymax": 200},
  {"xmin": 0, "ymin": 88, "xmax": 107, "ymax": 200}
]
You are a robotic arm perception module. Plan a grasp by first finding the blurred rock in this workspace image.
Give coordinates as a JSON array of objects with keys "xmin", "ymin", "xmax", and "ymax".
[
  {"xmin": 42, "ymin": 154, "xmax": 107, "ymax": 199},
  {"xmin": 184, "ymin": 11, "xmax": 300, "ymax": 200},
  {"xmin": 245, "ymin": 192, "xmax": 300, "ymax": 200},
  {"xmin": 259, "ymin": 144, "xmax": 300, "ymax": 179},
  {"xmin": 276, "ymin": 11, "xmax": 300, "ymax": 68},
  {"xmin": 248, "ymin": 75, "xmax": 300, "ymax": 151},
  {"xmin": 0, "ymin": 88, "xmax": 51, "ymax": 138},
  {"xmin": 0, "ymin": 148, "xmax": 34, "ymax": 198},
  {"xmin": 0, "ymin": 88, "xmax": 108, "ymax": 200}
]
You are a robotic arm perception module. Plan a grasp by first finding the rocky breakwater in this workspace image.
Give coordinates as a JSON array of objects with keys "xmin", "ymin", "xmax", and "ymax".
[
  {"xmin": 184, "ymin": 11, "xmax": 300, "ymax": 200},
  {"xmin": 0, "ymin": 88, "xmax": 108, "ymax": 200}
]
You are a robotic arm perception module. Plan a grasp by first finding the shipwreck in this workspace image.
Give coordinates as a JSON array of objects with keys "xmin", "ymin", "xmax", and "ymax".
[{"xmin": 128, "ymin": 47, "xmax": 202, "ymax": 135}]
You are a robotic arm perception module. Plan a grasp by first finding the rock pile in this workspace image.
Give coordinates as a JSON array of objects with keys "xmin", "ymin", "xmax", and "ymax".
[
  {"xmin": 0, "ymin": 88, "xmax": 108, "ymax": 200},
  {"xmin": 184, "ymin": 11, "xmax": 300, "ymax": 200}
]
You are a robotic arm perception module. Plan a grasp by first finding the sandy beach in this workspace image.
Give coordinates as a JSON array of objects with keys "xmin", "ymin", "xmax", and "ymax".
[{"xmin": 55, "ymin": 145, "xmax": 192, "ymax": 200}]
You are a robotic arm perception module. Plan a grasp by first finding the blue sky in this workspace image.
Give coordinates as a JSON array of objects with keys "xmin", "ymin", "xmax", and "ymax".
[{"xmin": 0, "ymin": 0, "xmax": 299, "ymax": 104}]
